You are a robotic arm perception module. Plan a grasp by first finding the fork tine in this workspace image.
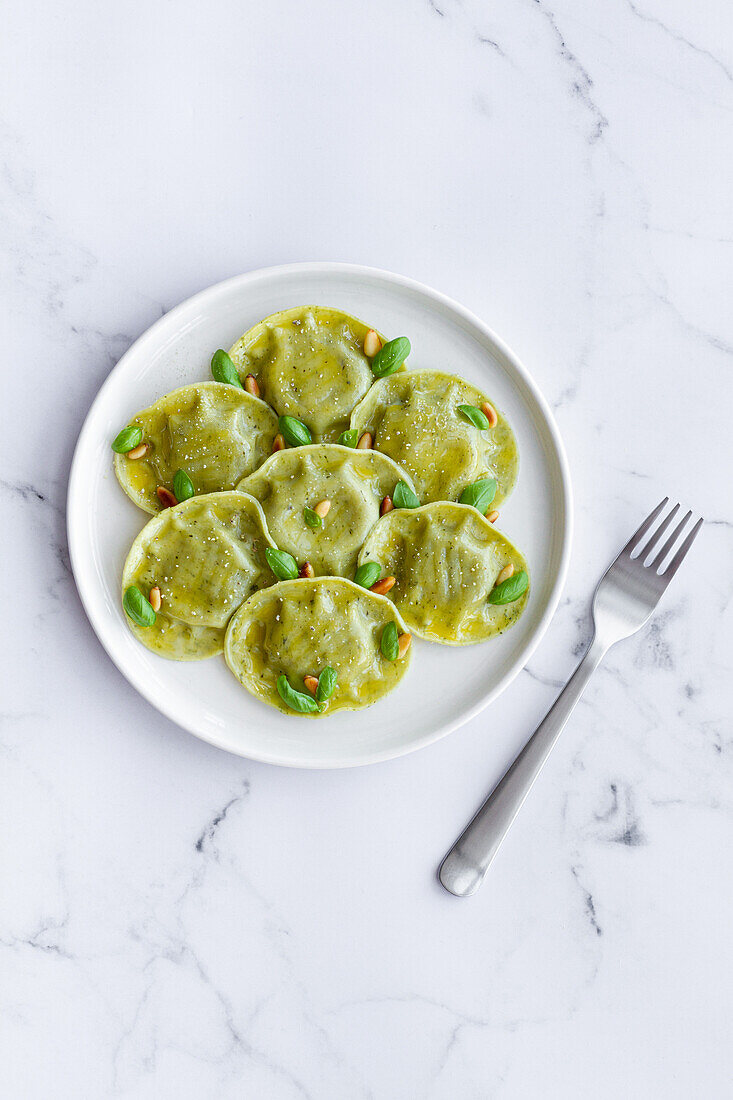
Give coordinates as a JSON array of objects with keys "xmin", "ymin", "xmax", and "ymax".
[
  {"xmin": 638, "ymin": 502, "xmax": 680, "ymax": 561},
  {"xmin": 660, "ymin": 517, "xmax": 703, "ymax": 581},
  {"xmin": 622, "ymin": 497, "xmax": 669, "ymax": 557},
  {"xmin": 649, "ymin": 509, "xmax": 692, "ymax": 571}
]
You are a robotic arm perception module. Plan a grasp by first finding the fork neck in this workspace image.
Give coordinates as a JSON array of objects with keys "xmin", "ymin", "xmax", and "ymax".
[{"xmin": 580, "ymin": 631, "xmax": 611, "ymax": 673}]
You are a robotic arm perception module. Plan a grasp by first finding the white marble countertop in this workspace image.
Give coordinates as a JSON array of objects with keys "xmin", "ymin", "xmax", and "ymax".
[{"xmin": 3, "ymin": 0, "xmax": 732, "ymax": 1096}]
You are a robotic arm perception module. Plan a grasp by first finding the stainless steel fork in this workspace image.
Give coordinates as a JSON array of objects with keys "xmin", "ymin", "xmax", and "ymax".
[{"xmin": 439, "ymin": 498, "xmax": 703, "ymax": 898}]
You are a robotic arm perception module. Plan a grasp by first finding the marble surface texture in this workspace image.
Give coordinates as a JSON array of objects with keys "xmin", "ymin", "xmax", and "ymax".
[{"xmin": 2, "ymin": 0, "xmax": 732, "ymax": 1096}]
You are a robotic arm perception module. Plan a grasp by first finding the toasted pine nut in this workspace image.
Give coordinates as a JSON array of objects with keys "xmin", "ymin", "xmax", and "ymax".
[
  {"xmin": 156, "ymin": 486, "xmax": 178, "ymax": 509},
  {"xmin": 357, "ymin": 431, "xmax": 372, "ymax": 449},
  {"xmin": 380, "ymin": 495, "xmax": 394, "ymax": 516},
  {"xmin": 495, "ymin": 563, "xmax": 514, "ymax": 586},
  {"xmin": 148, "ymin": 586, "xmax": 161, "ymax": 612},
  {"xmin": 364, "ymin": 330, "xmax": 382, "ymax": 357},
  {"xmin": 481, "ymin": 401, "xmax": 498, "ymax": 428},
  {"xmin": 303, "ymin": 675, "xmax": 319, "ymax": 696},
  {"xmin": 299, "ymin": 561, "xmax": 314, "ymax": 578},
  {"xmin": 244, "ymin": 374, "xmax": 260, "ymax": 398},
  {"xmin": 370, "ymin": 576, "xmax": 396, "ymax": 596},
  {"xmin": 314, "ymin": 499, "xmax": 331, "ymax": 519},
  {"xmin": 487, "ymin": 509, "xmax": 499, "ymax": 523},
  {"xmin": 127, "ymin": 443, "xmax": 148, "ymax": 460},
  {"xmin": 272, "ymin": 433, "xmax": 285, "ymax": 452},
  {"xmin": 397, "ymin": 633, "xmax": 412, "ymax": 659}
]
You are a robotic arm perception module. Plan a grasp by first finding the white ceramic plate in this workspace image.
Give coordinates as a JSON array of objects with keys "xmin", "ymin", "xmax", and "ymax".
[{"xmin": 68, "ymin": 264, "xmax": 572, "ymax": 768}]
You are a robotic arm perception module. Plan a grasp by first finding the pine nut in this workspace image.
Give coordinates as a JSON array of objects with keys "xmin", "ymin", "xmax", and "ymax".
[
  {"xmin": 272, "ymin": 433, "xmax": 285, "ymax": 452},
  {"xmin": 397, "ymin": 633, "xmax": 412, "ymax": 659},
  {"xmin": 299, "ymin": 561, "xmax": 314, "ymax": 578},
  {"xmin": 370, "ymin": 576, "xmax": 396, "ymax": 595},
  {"xmin": 244, "ymin": 374, "xmax": 260, "ymax": 398},
  {"xmin": 149, "ymin": 586, "xmax": 162, "ymax": 612},
  {"xmin": 127, "ymin": 443, "xmax": 148, "ymax": 460},
  {"xmin": 314, "ymin": 499, "xmax": 331, "ymax": 519},
  {"xmin": 364, "ymin": 330, "xmax": 382, "ymax": 357},
  {"xmin": 380, "ymin": 495, "xmax": 394, "ymax": 516},
  {"xmin": 156, "ymin": 486, "xmax": 178, "ymax": 509},
  {"xmin": 303, "ymin": 675, "xmax": 319, "ymax": 696},
  {"xmin": 357, "ymin": 431, "xmax": 372, "ymax": 449},
  {"xmin": 487, "ymin": 510, "xmax": 499, "ymax": 523},
  {"xmin": 481, "ymin": 401, "xmax": 498, "ymax": 428},
  {"xmin": 495, "ymin": 563, "xmax": 514, "ymax": 586}
]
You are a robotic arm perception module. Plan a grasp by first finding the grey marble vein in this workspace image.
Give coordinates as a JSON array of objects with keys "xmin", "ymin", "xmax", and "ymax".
[{"xmin": 625, "ymin": 0, "xmax": 733, "ymax": 83}]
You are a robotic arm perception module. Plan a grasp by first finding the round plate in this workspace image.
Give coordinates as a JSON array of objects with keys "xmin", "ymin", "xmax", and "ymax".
[{"xmin": 68, "ymin": 264, "xmax": 572, "ymax": 768}]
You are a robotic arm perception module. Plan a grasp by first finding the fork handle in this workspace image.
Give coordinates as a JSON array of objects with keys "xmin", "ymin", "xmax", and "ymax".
[{"xmin": 439, "ymin": 636, "xmax": 609, "ymax": 897}]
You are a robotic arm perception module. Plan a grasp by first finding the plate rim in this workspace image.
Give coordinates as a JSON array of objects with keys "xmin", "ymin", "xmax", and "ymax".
[{"xmin": 67, "ymin": 261, "xmax": 573, "ymax": 768}]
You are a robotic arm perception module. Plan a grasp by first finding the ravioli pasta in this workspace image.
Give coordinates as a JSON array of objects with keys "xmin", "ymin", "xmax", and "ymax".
[
  {"xmin": 350, "ymin": 370, "xmax": 518, "ymax": 505},
  {"xmin": 113, "ymin": 303, "xmax": 531, "ymax": 718},
  {"xmin": 358, "ymin": 502, "xmax": 529, "ymax": 644},
  {"xmin": 237, "ymin": 444, "xmax": 415, "ymax": 578},
  {"xmin": 228, "ymin": 306, "xmax": 380, "ymax": 442},
  {"xmin": 122, "ymin": 491, "xmax": 276, "ymax": 659},
  {"xmin": 225, "ymin": 578, "xmax": 411, "ymax": 716},
  {"xmin": 115, "ymin": 382, "xmax": 279, "ymax": 513}
]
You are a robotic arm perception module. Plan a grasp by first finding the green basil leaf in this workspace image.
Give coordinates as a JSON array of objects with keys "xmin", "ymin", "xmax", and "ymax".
[
  {"xmin": 279, "ymin": 415, "xmax": 312, "ymax": 447},
  {"xmin": 380, "ymin": 621, "xmax": 399, "ymax": 661},
  {"xmin": 316, "ymin": 666, "xmax": 338, "ymax": 703},
  {"xmin": 459, "ymin": 478, "xmax": 497, "ymax": 513},
  {"xmin": 277, "ymin": 674, "xmax": 322, "ymax": 714},
  {"xmin": 370, "ymin": 336, "xmax": 411, "ymax": 379},
  {"xmin": 211, "ymin": 349, "xmax": 243, "ymax": 388},
  {"xmin": 338, "ymin": 428, "xmax": 359, "ymax": 448},
  {"xmin": 393, "ymin": 481, "xmax": 420, "ymax": 509},
  {"xmin": 457, "ymin": 404, "xmax": 490, "ymax": 430},
  {"xmin": 487, "ymin": 569, "xmax": 529, "ymax": 605},
  {"xmin": 111, "ymin": 426, "xmax": 143, "ymax": 454},
  {"xmin": 354, "ymin": 561, "xmax": 381, "ymax": 589},
  {"xmin": 123, "ymin": 585, "xmax": 156, "ymax": 627},
  {"xmin": 266, "ymin": 547, "xmax": 299, "ymax": 581},
  {"xmin": 173, "ymin": 469, "xmax": 194, "ymax": 502},
  {"xmin": 303, "ymin": 507, "xmax": 322, "ymax": 529}
]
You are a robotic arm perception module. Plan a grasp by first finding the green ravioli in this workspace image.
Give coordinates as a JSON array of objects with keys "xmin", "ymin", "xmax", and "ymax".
[
  {"xmin": 237, "ymin": 443, "xmax": 415, "ymax": 578},
  {"xmin": 227, "ymin": 306, "xmax": 384, "ymax": 442},
  {"xmin": 357, "ymin": 502, "xmax": 529, "ymax": 644},
  {"xmin": 224, "ymin": 577, "xmax": 411, "ymax": 716},
  {"xmin": 114, "ymin": 382, "xmax": 278, "ymax": 514},
  {"xmin": 350, "ymin": 369, "xmax": 518, "ymax": 505},
  {"xmin": 121, "ymin": 491, "xmax": 276, "ymax": 659}
]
